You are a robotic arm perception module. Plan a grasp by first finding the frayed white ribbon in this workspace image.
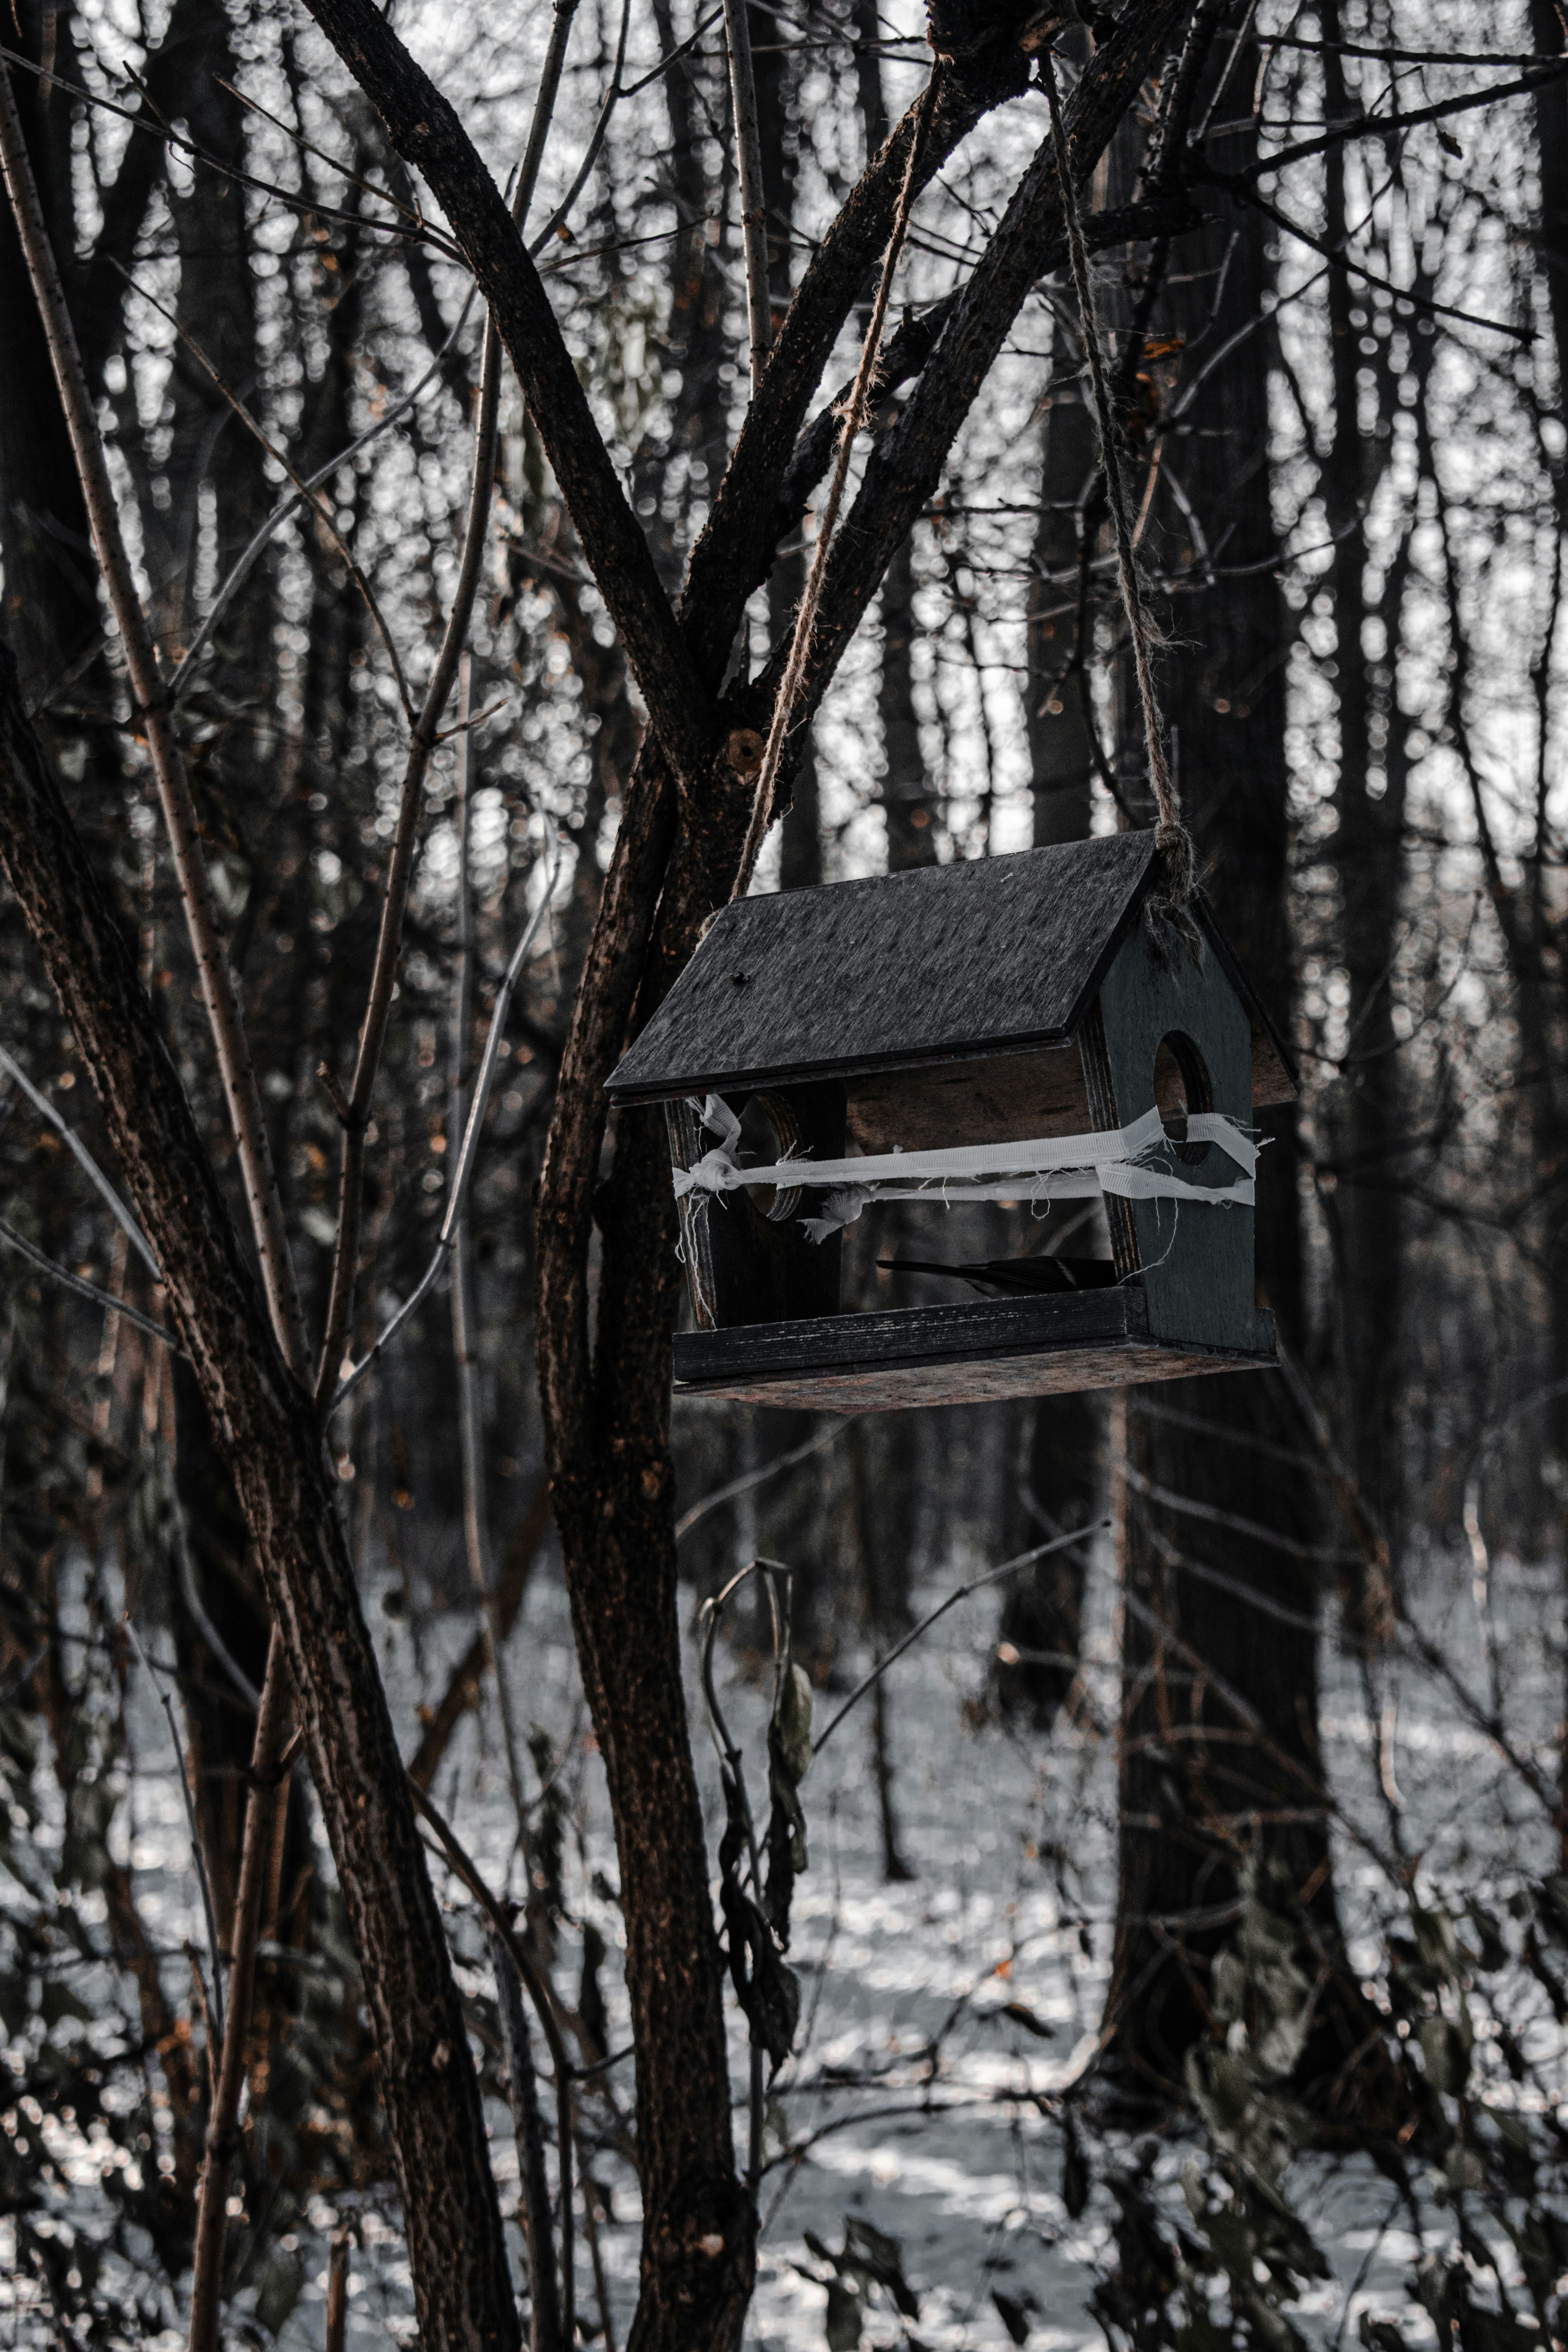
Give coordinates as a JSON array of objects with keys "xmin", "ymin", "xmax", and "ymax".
[{"xmin": 672, "ymin": 1095, "xmax": 1259, "ymax": 1242}]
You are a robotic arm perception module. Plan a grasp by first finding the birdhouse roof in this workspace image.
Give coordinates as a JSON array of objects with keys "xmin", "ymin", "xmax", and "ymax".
[{"xmin": 605, "ymin": 830, "xmax": 1297, "ymax": 1103}]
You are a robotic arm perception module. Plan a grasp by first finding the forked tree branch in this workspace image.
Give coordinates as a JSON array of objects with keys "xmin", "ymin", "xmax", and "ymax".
[
  {"xmin": 778, "ymin": 0, "xmax": 1197, "ymax": 743},
  {"xmin": 296, "ymin": 0, "xmax": 716, "ymax": 788},
  {"xmin": 682, "ymin": 13, "xmax": 1040, "ymax": 680}
]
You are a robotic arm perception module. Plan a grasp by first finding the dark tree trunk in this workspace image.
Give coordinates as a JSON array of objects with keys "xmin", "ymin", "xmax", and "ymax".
[
  {"xmin": 998, "ymin": 1394, "xmax": 1098, "ymax": 1730},
  {"xmin": 543, "ymin": 1080, "xmax": 756, "ymax": 2352},
  {"xmin": 1527, "ymin": 0, "xmax": 1568, "ymax": 1862},
  {"xmin": 0, "ymin": 13, "xmax": 99, "ymax": 701},
  {"xmin": 1027, "ymin": 370, "xmax": 1097, "ymax": 851},
  {"xmin": 1101, "ymin": 73, "xmax": 1385, "ymax": 2117},
  {"xmin": 998, "ymin": 357, "xmax": 1104, "ymax": 1726},
  {"xmin": 1532, "ymin": 0, "xmax": 1568, "ymax": 542},
  {"xmin": 0, "ymin": 651, "xmax": 522, "ymax": 2352},
  {"xmin": 1318, "ymin": 0, "xmax": 1405, "ymax": 1550},
  {"xmin": 879, "ymin": 534, "xmax": 939, "ymax": 869}
]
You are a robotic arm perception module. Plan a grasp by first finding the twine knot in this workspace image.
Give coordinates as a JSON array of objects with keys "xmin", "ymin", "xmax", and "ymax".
[{"xmin": 1154, "ymin": 817, "xmax": 1194, "ymax": 907}]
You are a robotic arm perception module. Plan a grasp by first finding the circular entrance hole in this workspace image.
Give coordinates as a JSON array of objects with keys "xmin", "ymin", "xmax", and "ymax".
[
  {"xmin": 1152, "ymin": 1032, "xmax": 1212, "ymax": 1165},
  {"xmin": 736, "ymin": 1092, "xmax": 804, "ymax": 1224}
]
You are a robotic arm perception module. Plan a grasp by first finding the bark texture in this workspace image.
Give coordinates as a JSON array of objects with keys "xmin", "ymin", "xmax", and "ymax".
[
  {"xmin": 1318, "ymin": 0, "xmax": 1405, "ymax": 1546},
  {"xmin": 0, "ymin": 642, "xmax": 520, "ymax": 2352},
  {"xmin": 1103, "ymin": 57, "xmax": 1384, "ymax": 2115}
]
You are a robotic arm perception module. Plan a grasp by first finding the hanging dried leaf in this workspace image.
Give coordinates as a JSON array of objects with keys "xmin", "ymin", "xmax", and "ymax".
[
  {"xmin": 718, "ymin": 1769, "xmax": 799, "ymax": 2071},
  {"xmin": 763, "ymin": 1660, "xmax": 813, "ymax": 1943}
]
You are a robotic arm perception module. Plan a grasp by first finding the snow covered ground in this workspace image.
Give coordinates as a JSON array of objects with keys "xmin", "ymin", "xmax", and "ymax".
[{"xmin": 6, "ymin": 1514, "xmax": 1565, "ymax": 2349}]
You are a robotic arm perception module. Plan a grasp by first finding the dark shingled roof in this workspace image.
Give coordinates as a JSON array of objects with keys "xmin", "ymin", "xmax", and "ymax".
[{"xmin": 608, "ymin": 831, "xmax": 1201, "ymax": 1102}]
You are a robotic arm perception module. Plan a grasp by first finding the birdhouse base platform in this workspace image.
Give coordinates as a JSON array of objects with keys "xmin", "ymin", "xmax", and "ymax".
[{"xmin": 673, "ymin": 1282, "xmax": 1277, "ymax": 1412}]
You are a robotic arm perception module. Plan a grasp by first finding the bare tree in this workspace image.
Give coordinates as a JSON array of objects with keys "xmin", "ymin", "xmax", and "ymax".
[{"xmin": 0, "ymin": 0, "xmax": 1308, "ymax": 2340}]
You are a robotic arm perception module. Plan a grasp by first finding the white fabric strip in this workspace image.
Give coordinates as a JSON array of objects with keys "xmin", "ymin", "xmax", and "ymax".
[{"xmin": 671, "ymin": 1096, "xmax": 1258, "ymax": 1242}]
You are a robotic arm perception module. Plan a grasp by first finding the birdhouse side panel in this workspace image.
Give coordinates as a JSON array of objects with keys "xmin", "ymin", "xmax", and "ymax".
[
  {"xmin": 665, "ymin": 1085, "xmax": 846, "ymax": 1330},
  {"xmin": 1094, "ymin": 931, "xmax": 1265, "ymax": 1354}
]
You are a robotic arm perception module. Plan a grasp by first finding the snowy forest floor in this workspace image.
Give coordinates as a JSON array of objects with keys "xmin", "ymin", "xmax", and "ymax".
[{"xmin": 4, "ymin": 1510, "xmax": 1562, "ymax": 2350}]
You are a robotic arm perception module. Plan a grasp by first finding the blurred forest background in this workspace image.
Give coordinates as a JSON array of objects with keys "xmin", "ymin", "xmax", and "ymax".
[{"xmin": 6, "ymin": 0, "xmax": 1568, "ymax": 2346}]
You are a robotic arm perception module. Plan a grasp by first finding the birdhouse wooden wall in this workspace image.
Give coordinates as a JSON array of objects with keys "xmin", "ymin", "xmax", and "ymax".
[
  {"xmin": 667, "ymin": 1081, "xmax": 846, "ymax": 1332},
  {"xmin": 607, "ymin": 830, "xmax": 1293, "ymax": 1409},
  {"xmin": 1089, "ymin": 928, "xmax": 1259, "ymax": 1354}
]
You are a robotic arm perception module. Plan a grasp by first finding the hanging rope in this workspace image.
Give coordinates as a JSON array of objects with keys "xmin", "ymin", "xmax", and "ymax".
[
  {"xmin": 730, "ymin": 77, "xmax": 940, "ymax": 903},
  {"xmin": 1040, "ymin": 45, "xmax": 1200, "ymax": 942}
]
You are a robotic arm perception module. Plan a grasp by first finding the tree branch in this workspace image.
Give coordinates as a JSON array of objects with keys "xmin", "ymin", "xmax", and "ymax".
[
  {"xmin": 683, "ymin": 18, "xmax": 1039, "ymax": 680},
  {"xmin": 779, "ymin": 0, "xmax": 1197, "ymax": 744},
  {"xmin": 295, "ymin": 0, "xmax": 715, "ymax": 788}
]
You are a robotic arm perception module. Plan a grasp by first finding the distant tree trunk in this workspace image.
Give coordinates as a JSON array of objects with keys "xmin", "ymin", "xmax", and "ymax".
[
  {"xmin": 864, "ymin": 532, "xmax": 927, "ymax": 1745},
  {"xmin": 1532, "ymin": 1, "xmax": 1568, "ymax": 542},
  {"xmin": 1027, "ymin": 373, "xmax": 1096, "ymax": 850},
  {"xmin": 1526, "ymin": 1, "xmax": 1568, "ymax": 1864},
  {"xmin": 879, "ymin": 535, "xmax": 939, "ymax": 869},
  {"xmin": 854, "ymin": 0, "xmax": 934, "ymax": 884},
  {"xmin": 646, "ymin": 0, "xmax": 731, "ymax": 569},
  {"xmin": 1318, "ymin": 1, "xmax": 1405, "ymax": 1553},
  {"xmin": 0, "ymin": 13, "xmax": 100, "ymax": 702},
  {"xmin": 143, "ymin": 0, "xmax": 270, "ymax": 662},
  {"xmin": 1102, "ymin": 61, "xmax": 1387, "ymax": 2114},
  {"xmin": 849, "ymin": 1417, "xmax": 916, "ymax": 1882},
  {"xmin": 998, "ymin": 1395, "xmax": 1098, "ymax": 1729},
  {"xmin": 997, "ymin": 366, "xmax": 1104, "ymax": 1727}
]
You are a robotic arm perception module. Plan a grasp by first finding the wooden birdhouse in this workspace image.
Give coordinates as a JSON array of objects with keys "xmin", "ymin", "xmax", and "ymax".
[{"xmin": 604, "ymin": 830, "xmax": 1297, "ymax": 1411}]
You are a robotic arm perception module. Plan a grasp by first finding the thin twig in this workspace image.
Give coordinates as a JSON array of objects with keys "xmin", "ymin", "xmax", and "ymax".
[
  {"xmin": 722, "ymin": 0, "xmax": 772, "ymax": 388},
  {"xmin": 187, "ymin": 1631, "xmax": 291, "ymax": 2352},
  {"xmin": 577, "ymin": 2150, "xmax": 617, "ymax": 2352},
  {"xmin": 515, "ymin": 0, "xmax": 584, "ymax": 237},
  {"xmin": 215, "ymin": 73, "xmax": 423, "ymax": 225},
  {"xmin": 489, "ymin": 1920, "xmax": 566, "ymax": 2352},
  {"xmin": 812, "ymin": 1522, "xmax": 1108, "ymax": 1758},
  {"xmin": 1041, "ymin": 45, "xmax": 1187, "ymax": 892},
  {"xmin": 168, "ymin": 289, "xmax": 479, "ymax": 702},
  {"xmin": 730, "ymin": 68, "xmax": 939, "ymax": 900},
  {"xmin": 0, "ymin": 1045, "xmax": 160, "ymax": 1275},
  {"xmin": 330, "ymin": 850, "xmax": 560, "ymax": 1412},
  {"xmin": 675, "ymin": 1416, "xmax": 852, "ymax": 1538},
  {"xmin": 0, "ymin": 74, "xmax": 308, "ymax": 1379},
  {"xmin": 486, "ymin": 1924, "xmax": 564, "ymax": 2352},
  {"xmin": 411, "ymin": 1786, "xmax": 575, "ymax": 2350},
  {"xmin": 526, "ymin": 0, "xmax": 628, "ymax": 257},
  {"xmin": 0, "ymin": 1216, "xmax": 179, "ymax": 1350},
  {"xmin": 620, "ymin": 5, "xmax": 722, "ymax": 98},
  {"xmin": 312, "ymin": 33, "xmax": 576, "ymax": 1410},
  {"xmin": 123, "ymin": 1616, "xmax": 225, "ymax": 2048},
  {"xmin": 0, "ymin": 40, "xmax": 462, "ymax": 259},
  {"xmin": 112, "ymin": 262, "xmax": 414, "ymax": 720}
]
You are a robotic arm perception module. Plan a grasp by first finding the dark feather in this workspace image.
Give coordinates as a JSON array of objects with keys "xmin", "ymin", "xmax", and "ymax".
[{"xmin": 878, "ymin": 1255, "xmax": 1116, "ymax": 1297}]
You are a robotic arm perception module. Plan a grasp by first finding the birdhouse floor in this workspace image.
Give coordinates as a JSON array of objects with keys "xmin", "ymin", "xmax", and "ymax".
[{"xmin": 673, "ymin": 1283, "xmax": 1277, "ymax": 1413}]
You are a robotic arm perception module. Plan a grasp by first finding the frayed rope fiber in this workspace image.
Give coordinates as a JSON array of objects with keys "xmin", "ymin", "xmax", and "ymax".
[{"xmin": 1040, "ymin": 43, "xmax": 1200, "ymax": 960}]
